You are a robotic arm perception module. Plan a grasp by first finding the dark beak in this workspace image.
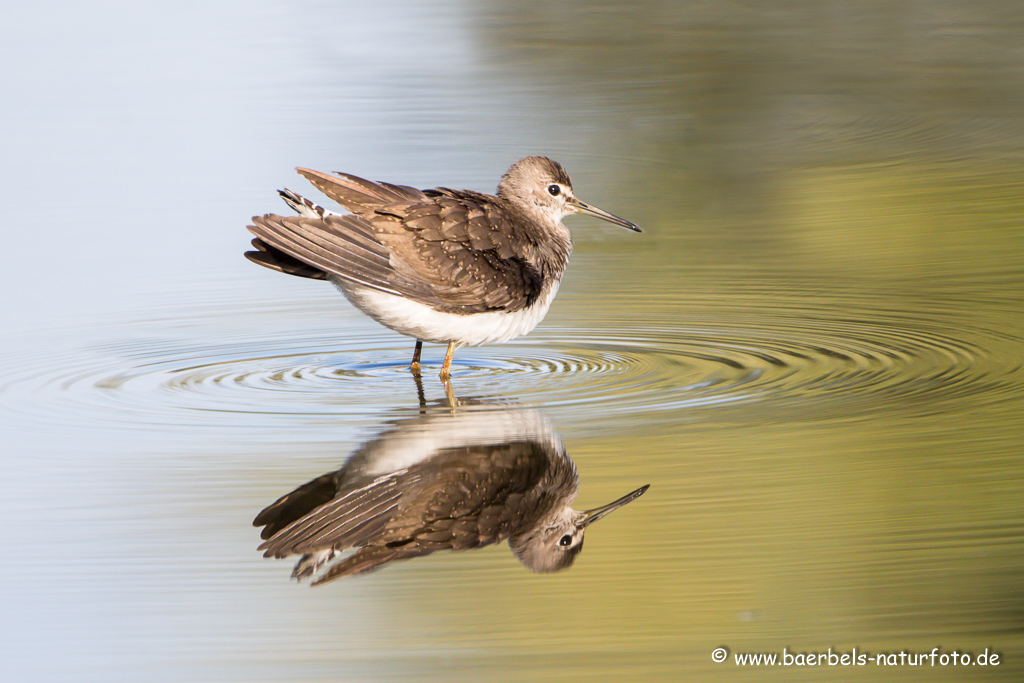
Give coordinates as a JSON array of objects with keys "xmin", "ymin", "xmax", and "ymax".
[
  {"xmin": 570, "ymin": 197, "xmax": 642, "ymax": 233},
  {"xmin": 580, "ymin": 484, "xmax": 650, "ymax": 527}
]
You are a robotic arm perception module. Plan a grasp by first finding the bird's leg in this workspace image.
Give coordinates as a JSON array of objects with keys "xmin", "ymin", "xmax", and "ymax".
[
  {"xmin": 439, "ymin": 341, "xmax": 456, "ymax": 380},
  {"xmin": 409, "ymin": 340, "xmax": 423, "ymax": 374},
  {"xmin": 442, "ymin": 375, "xmax": 457, "ymax": 409}
]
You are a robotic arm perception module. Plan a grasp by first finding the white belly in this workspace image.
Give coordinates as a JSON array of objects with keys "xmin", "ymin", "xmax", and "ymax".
[{"xmin": 330, "ymin": 278, "xmax": 560, "ymax": 346}]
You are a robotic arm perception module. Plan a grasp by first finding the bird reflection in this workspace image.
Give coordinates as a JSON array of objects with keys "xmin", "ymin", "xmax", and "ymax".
[{"xmin": 254, "ymin": 406, "xmax": 648, "ymax": 585}]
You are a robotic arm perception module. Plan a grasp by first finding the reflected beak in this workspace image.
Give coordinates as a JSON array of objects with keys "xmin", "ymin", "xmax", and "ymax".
[
  {"xmin": 570, "ymin": 197, "xmax": 642, "ymax": 232},
  {"xmin": 581, "ymin": 484, "xmax": 650, "ymax": 527}
]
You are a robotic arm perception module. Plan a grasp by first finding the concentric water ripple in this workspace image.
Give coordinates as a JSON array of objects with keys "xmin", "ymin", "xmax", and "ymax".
[{"xmin": 2, "ymin": 303, "xmax": 1021, "ymax": 431}]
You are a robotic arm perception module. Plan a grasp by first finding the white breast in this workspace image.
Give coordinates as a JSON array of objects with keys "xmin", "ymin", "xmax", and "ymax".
[{"xmin": 331, "ymin": 278, "xmax": 561, "ymax": 347}]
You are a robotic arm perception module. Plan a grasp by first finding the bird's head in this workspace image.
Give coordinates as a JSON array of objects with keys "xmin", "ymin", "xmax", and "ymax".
[
  {"xmin": 498, "ymin": 156, "xmax": 642, "ymax": 232},
  {"xmin": 509, "ymin": 484, "xmax": 649, "ymax": 573}
]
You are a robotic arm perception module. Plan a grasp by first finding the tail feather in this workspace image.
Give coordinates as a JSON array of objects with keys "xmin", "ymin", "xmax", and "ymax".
[
  {"xmin": 247, "ymin": 214, "xmax": 403, "ymax": 296},
  {"xmin": 245, "ymin": 238, "xmax": 329, "ymax": 280},
  {"xmin": 291, "ymin": 549, "xmax": 336, "ymax": 580},
  {"xmin": 279, "ymin": 188, "xmax": 336, "ymax": 219}
]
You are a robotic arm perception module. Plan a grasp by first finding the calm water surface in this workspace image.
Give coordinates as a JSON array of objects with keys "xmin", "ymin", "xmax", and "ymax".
[{"xmin": 3, "ymin": 1, "xmax": 1023, "ymax": 681}]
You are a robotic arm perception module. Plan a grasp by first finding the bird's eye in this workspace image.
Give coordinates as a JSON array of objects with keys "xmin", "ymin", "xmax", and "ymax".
[
  {"xmin": 559, "ymin": 534, "xmax": 573, "ymax": 547},
  {"xmin": 547, "ymin": 184, "xmax": 561, "ymax": 196}
]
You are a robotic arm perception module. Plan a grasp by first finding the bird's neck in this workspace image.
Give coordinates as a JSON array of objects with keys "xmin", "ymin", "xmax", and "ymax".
[
  {"xmin": 508, "ymin": 206, "xmax": 573, "ymax": 279},
  {"xmin": 536, "ymin": 224, "xmax": 572, "ymax": 280}
]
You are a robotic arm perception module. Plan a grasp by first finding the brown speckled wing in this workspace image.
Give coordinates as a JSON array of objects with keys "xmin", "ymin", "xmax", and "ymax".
[
  {"xmin": 247, "ymin": 171, "xmax": 546, "ymax": 314},
  {"xmin": 296, "ymin": 167, "xmax": 426, "ymax": 215},
  {"xmin": 370, "ymin": 188, "xmax": 545, "ymax": 313}
]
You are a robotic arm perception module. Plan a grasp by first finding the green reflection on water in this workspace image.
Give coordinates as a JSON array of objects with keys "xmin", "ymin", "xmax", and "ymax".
[{"xmin": 357, "ymin": 3, "xmax": 1024, "ymax": 680}]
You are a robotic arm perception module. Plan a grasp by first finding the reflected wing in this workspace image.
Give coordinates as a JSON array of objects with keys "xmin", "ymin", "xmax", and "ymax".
[
  {"xmin": 256, "ymin": 471, "xmax": 415, "ymax": 559},
  {"xmin": 377, "ymin": 441, "xmax": 558, "ymax": 548},
  {"xmin": 253, "ymin": 470, "xmax": 338, "ymax": 540},
  {"xmin": 255, "ymin": 441, "xmax": 559, "ymax": 561},
  {"xmin": 310, "ymin": 545, "xmax": 423, "ymax": 585}
]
